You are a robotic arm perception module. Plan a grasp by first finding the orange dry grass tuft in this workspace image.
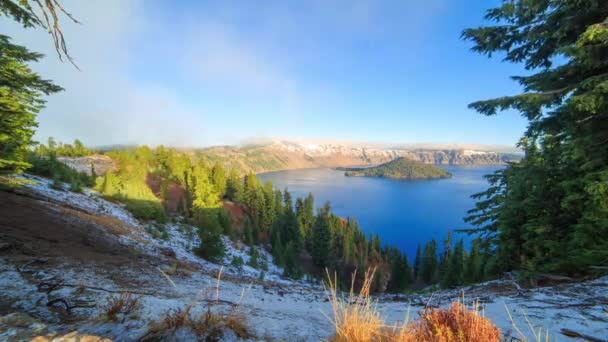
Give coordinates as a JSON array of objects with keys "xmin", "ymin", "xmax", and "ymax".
[
  {"xmin": 100, "ymin": 292, "xmax": 141, "ymax": 322},
  {"xmin": 327, "ymin": 268, "xmax": 389, "ymax": 341},
  {"xmin": 402, "ymin": 302, "xmax": 500, "ymax": 342},
  {"xmin": 328, "ymin": 268, "xmax": 501, "ymax": 342}
]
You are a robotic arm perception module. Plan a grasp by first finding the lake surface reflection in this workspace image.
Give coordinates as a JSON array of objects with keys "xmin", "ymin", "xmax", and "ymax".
[{"xmin": 258, "ymin": 165, "xmax": 502, "ymax": 257}]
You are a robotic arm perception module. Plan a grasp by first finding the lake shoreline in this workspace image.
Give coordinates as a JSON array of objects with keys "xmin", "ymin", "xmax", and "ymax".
[{"xmin": 258, "ymin": 165, "xmax": 503, "ymax": 258}]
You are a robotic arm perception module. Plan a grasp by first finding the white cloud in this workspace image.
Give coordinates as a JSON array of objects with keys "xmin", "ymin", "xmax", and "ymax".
[
  {"xmin": 3, "ymin": 0, "xmax": 210, "ymax": 147},
  {"xmin": 2, "ymin": 0, "xmax": 453, "ymax": 147}
]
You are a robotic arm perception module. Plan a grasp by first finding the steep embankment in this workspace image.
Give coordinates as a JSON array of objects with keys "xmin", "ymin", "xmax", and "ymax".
[
  {"xmin": 199, "ymin": 141, "xmax": 520, "ymax": 175},
  {"xmin": 1, "ymin": 174, "xmax": 606, "ymax": 341}
]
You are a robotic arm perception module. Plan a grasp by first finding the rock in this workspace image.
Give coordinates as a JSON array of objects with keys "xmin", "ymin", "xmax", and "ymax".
[
  {"xmin": 159, "ymin": 263, "xmax": 177, "ymax": 275},
  {"xmin": 0, "ymin": 242, "xmax": 11, "ymax": 251},
  {"xmin": 159, "ymin": 247, "xmax": 176, "ymax": 258},
  {"xmin": 0, "ymin": 312, "xmax": 47, "ymax": 341}
]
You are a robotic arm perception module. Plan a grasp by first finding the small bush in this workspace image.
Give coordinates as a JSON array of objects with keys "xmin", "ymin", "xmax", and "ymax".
[
  {"xmin": 247, "ymin": 248, "xmax": 259, "ymax": 269},
  {"xmin": 195, "ymin": 225, "xmax": 225, "ymax": 263},
  {"xmin": 100, "ymin": 292, "xmax": 141, "ymax": 322},
  {"xmin": 146, "ymin": 269, "xmax": 255, "ymax": 340},
  {"xmin": 328, "ymin": 268, "xmax": 501, "ymax": 342},
  {"xmin": 259, "ymin": 253, "xmax": 269, "ymax": 271},
  {"xmin": 231, "ymin": 256, "xmax": 244, "ymax": 270},
  {"xmin": 398, "ymin": 302, "xmax": 500, "ymax": 342}
]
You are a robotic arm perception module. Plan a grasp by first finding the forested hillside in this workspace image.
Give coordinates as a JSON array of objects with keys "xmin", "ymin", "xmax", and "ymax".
[
  {"xmin": 16, "ymin": 139, "xmax": 490, "ymax": 292},
  {"xmin": 343, "ymin": 157, "xmax": 451, "ymax": 180}
]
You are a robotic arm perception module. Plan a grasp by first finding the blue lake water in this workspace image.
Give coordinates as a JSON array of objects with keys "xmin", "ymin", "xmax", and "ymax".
[{"xmin": 258, "ymin": 165, "xmax": 502, "ymax": 258}]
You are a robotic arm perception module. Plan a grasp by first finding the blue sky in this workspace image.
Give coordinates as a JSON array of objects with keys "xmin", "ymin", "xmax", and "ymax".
[{"xmin": 5, "ymin": 0, "xmax": 528, "ymax": 147}]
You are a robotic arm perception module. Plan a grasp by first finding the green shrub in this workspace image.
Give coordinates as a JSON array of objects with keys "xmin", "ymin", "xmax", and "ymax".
[
  {"xmin": 231, "ymin": 255, "xmax": 244, "ymax": 270},
  {"xmin": 29, "ymin": 154, "xmax": 94, "ymax": 190},
  {"xmin": 247, "ymin": 248, "xmax": 259, "ymax": 269},
  {"xmin": 195, "ymin": 228, "xmax": 225, "ymax": 263}
]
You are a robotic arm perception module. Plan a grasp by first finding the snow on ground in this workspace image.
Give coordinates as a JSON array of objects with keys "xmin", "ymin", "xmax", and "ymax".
[
  {"xmin": 16, "ymin": 174, "xmax": 317, "ymax": 287},
  {"xmin": 17, "ymin": 174, "xmax": 141, "ymax": 228},
  {"xmin": 3, "ymin": 174, "xmax": 607, "ymax": 341}
]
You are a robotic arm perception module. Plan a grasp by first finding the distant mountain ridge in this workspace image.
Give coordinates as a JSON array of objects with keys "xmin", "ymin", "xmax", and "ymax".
[{"xmin": 198, "ymin": 140, "xmax": 521, "ymax": 175}]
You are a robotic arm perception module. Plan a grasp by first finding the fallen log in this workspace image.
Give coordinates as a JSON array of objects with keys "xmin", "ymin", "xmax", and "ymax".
[
  {"xmin": 37, "ymin": 281, "xmax": 156, "ymax": 296},
  {"xmin": 560, "ymin": 328, "xmax": 607, "ymax": 342}
]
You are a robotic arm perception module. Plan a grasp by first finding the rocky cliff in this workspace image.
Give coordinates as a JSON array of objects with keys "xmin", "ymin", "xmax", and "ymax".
[{"xmin": 199, "ymin": 141, "xmax": 521, "ymax": 174}]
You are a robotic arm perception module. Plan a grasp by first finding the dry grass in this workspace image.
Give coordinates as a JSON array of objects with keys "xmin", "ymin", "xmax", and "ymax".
[
  {"xmin": 100, "ymin": 292, "xmax": 141, "ymax": 322},
  {"xmin": 327, "ymin": 268, "xmax": 501, "ymax": 342},
  {"xmin": 400, "ymin": 302, "xmax": 501, "ymax": 342},
  {"xmin": 326, "ymin": 268, "xmax": 387, "ymax": 341},
  {"xmin": 146, "ymin": 267, "xmax": 255, "ymax": 340}
]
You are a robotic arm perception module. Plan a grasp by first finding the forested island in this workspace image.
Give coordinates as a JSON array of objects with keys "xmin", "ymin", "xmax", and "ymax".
[{"xmin": 341, "ymin": 157, "xmax": 451, "ymax": 180}]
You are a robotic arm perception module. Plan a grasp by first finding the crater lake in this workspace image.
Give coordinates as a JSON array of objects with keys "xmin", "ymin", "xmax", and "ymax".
[{"xmin": 258, "ymin": 165, "xmax": 502, "ymax": 257}]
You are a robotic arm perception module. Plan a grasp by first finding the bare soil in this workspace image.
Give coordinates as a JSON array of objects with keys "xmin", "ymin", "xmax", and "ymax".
[{"xmin": 0, "ymin": 191, "xmax": 178, "ymax": 318}]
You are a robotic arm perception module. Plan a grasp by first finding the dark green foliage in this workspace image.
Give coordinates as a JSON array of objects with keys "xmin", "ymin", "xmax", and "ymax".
[
  {"xmin": 463, "ymin": 0, "xmax": 608, "ymax": 277},
  {"xmin": 230, "ymin": 255, "xmax": 244, "ymax": 270},
  {"xmin": 28, "ymin": 153, "xmax": 93, "ymax": 190},
  {"xmin": 414, "ymin": 244, "xmax": 422, "ymax": 280},
  {"xmin": 225, "ymin": 168, "xmax": 242, "ymax": 201},
  {"xmin": 343, "ymin": 157, "xmax": 451, "ymax": 179},
  {"xmin": 419, "ymin": 239, "xmax": 438, "ymax": 285},
  {"xmin": 34, "ymin": 138, "xmax": 93, "ymax": 157},
  {"xmin": 465, "ymin": 238, "xmax": 484, "ymax": 284},
  {"xmin": 145, "ymin": 223, "xmax": 169, "ymax": 241},
  {"xmin": 217, "ymin": 209, "xmax": 232, "ymax": 238},
  {"xmin": 312, "ymin": 202, "xmax": 333, "ymax": 268},
  {"xmin": 387, "ymin": 246, "xmax": 412, "ymax": 293},
  {"xmin": 283, "ymin": 242, "xmax": 303, "ymax": 279},
  {"xmin": 243, "ymin": 219, "xmax": 254, "ymax": 246},
  {"xmin": 248, "ymin": 247, "xmax": 259, "ymax": 269},
  {"xmin": 259, "ymin": 253, "xmax": 269, "ymax": 271},
  {"xmin": 443, "ymin": 239, "xmax": 465, "ymax": 288},
  {"xmin": 297, "ymin": 193, "xmax": 315, "ymax": 250},
  {"xmin": 0, "ymin": 35, "xmax": 62, "ymax": 173},
  {"xmin": 196, "ymin": 225, "xmax": 225, "ymax": 263}
]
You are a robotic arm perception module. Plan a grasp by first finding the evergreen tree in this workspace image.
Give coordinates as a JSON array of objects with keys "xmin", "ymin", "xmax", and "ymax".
[
  {"xmin": 439, "ymin": 231, "xmax": 453, "ymax": 288},
  {"xmin": 244, "ymin": 219, "xmax": 254, "ymax": 246},
  {"xmin": 191, "ymin": 164, "xmax": 225, "ymax": 262},
  {"xmin": 465, "ymin": 238, "xmax": 483, "ymax": 283},
  {"xmin": 414, "ymin": 244, "xmax": 422, "ymax": 280},
  {"xmin": 261, "ymin": 181, "xmax": 276, "ymax": 232},
  {"xmin": 210, "ymin": 162, "xmax": 227, "ymax": 198},
  {"xmin": 297, "ymin": 193, "xmax": 315, "ymax": 250},
  {"xmin": 419, "ymin": 239, "xmax": 438, "ymax": 285},
  {"xmin": 225, "ymin": 168, "xmax": 241, "ymax": 201},
  {"xmin": 312, "ymin": 202, "xmax": 333, "ymax": 269},
  {"xmin": 281, "ymin": 189, "xmax": 302, "ymax": 251},
  {"xmin": 442, "ymin": 238, "xmax": 465, "ymax": 288},
  {"xmin": 283, "ymin": 242, "xmax": 302, "ymax": 279},
  {"xmin": 0, "ymin": 35, "xmax": 62, "ymax": 173},
  {"xmin": 463, "ymin": 0, "xmax": 608, "ymax": 276},
  {"xmin": 248, "ymin": 247, "xmax": 259, "ymax": 268}
]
